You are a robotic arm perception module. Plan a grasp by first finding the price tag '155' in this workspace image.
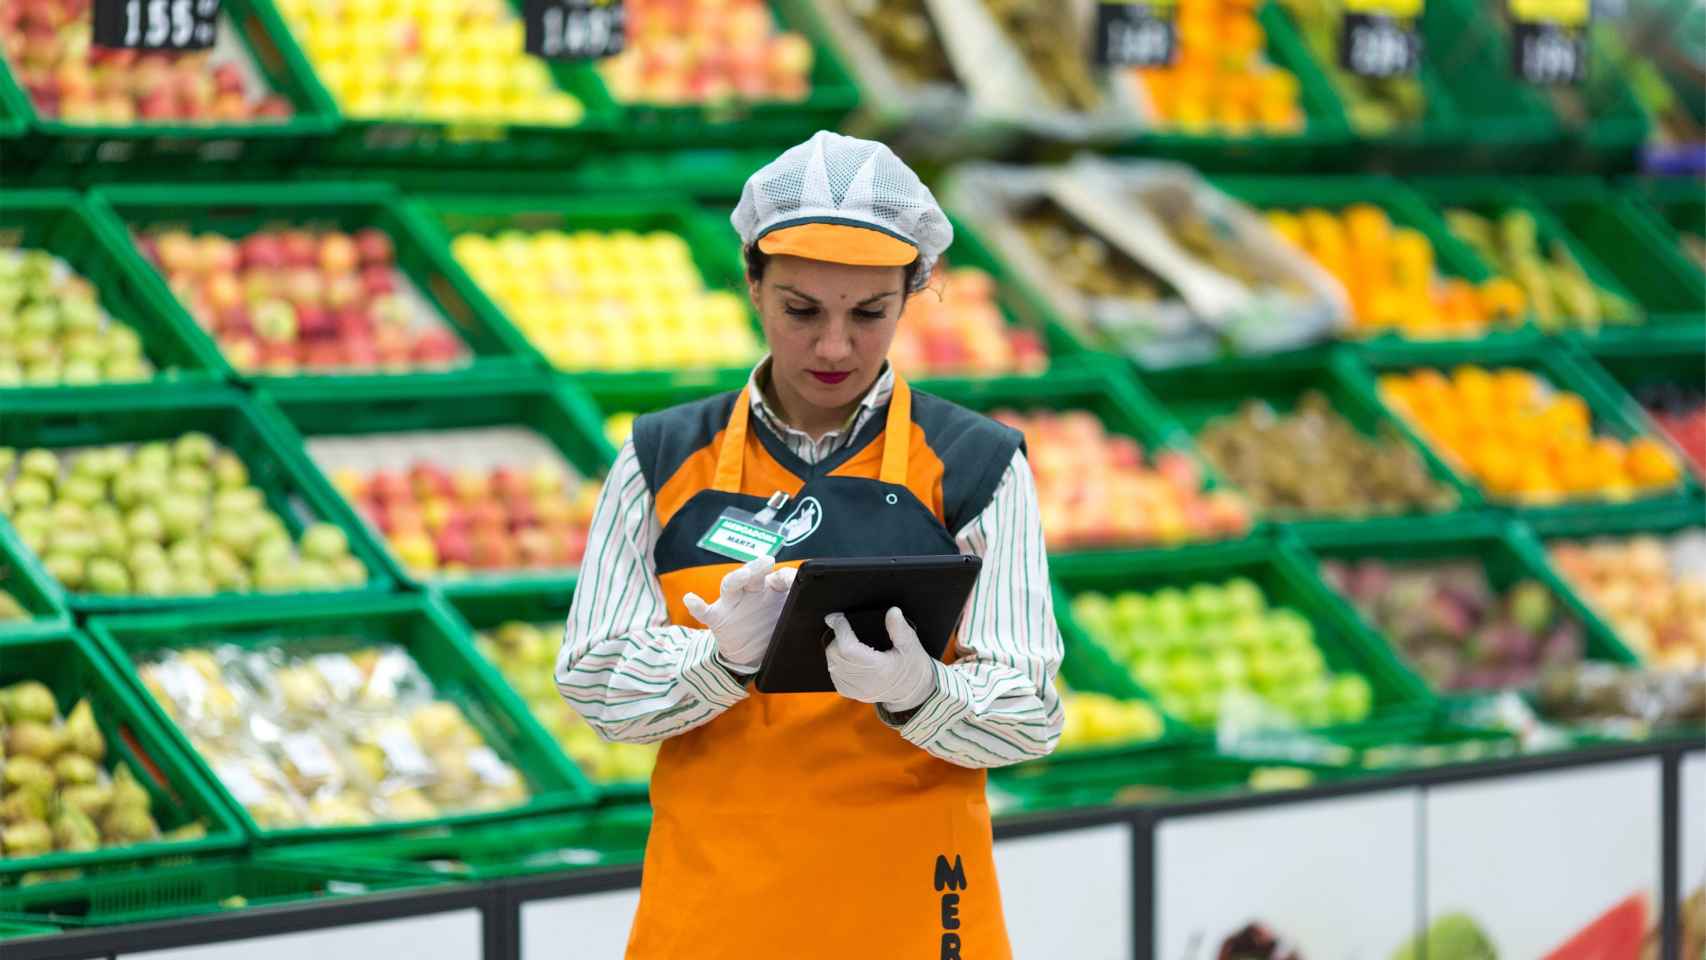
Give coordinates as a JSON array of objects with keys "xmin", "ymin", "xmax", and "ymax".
[
  {"xmin": 526, "ymin": 0, "xmax": 626, "ymax": 61},
  {"xmin": 92, "ymin": 0, "xmax": 218, "ymax": 50},
  {"xmin": 1096, "ymin": 0, "xmax": 1178, "ymax": 68}
]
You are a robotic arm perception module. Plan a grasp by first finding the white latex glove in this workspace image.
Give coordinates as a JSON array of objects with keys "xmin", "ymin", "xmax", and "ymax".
[
  {"xmin": 683, "ymin": 555, "xmax": 796, "ymax": 673},
  {"xmin": 823, "ymin": 608, "xmax": 936, "ymax": 713}
]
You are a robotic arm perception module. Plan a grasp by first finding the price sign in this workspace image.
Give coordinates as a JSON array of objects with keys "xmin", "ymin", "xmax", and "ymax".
[
  {"xmin": 1339, "ymin": 13, "xmax": 1421, "ymax": 78},
  {"xmin": 525, "ymin": 0, "xmax": 626, "ymax": 61},
  {"xmin": 1509, "ymin": 0, "xmax": 1588, "ymax": 85},
  {"xmin": 92, "ymin": 0, "xmax": 218, "ymax": 50},
  {"xmin": 1095, "ymin": 0, "xmax": 1177, "ymax": 68}
]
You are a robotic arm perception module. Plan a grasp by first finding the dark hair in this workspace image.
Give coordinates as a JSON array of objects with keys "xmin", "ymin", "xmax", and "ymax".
[{"xmin": 744, "ymin": 245, "xmax": 924, "ymax": 296}]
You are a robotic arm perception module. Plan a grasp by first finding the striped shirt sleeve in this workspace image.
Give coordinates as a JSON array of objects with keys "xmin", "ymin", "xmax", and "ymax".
[
  {"xmin": 885, "ymin": 449, "xmax": 1065, "ymax": 769},
  {"xmin": 555, "ymin": 439, "xmax": 748, "ymax": 745}
]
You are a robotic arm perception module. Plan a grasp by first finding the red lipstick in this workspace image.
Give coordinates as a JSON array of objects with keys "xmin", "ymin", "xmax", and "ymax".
[{"xmin": 809, "ymin": 370, "xmax": 851, "ymax": 385}]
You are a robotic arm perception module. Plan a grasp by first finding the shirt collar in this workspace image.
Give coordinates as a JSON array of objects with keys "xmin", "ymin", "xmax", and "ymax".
[{"xmin": 747, "ymin": 357, "xmax": 894, "ymax": 442}]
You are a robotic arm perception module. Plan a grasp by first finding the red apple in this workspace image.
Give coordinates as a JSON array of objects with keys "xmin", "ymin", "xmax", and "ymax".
[
  {"xmin": 216, "ymin": 304, "xmax": 253, "ymax": 338},
  {"xmin": 212, "ymin": 62, "xmax": 244, "ymax": 95},
  {"xmin": 359, "ymin": 265, "xmax": 397, "ymax": 298},
  {"xmin": 154, "ymin": 231, "xmax": 197, "ymax": 273},
  {"xmin": 490, "ymin": 467, "xmax": 525, "ymax": 501},
  {"xmin": 319, "ymin": 232, "xmax": 358, "ymax": 275},
  {"xmin": 295, "ymin": 305, "xmax": 336, "ymax": 340},
  {"xmin": 282, "ymin": 267, "xmax": 324, "ymax": 307},
  {"xmin": 204, "ymin": 272, "xmax": 242, "ymax": 313},
  {"xmin": 302, "ymin": 341, "xmax": 346, "ymax": 369},
  {"xmin": 369, "ymin": 470, "xmax": 410, "ymax": 505},
  {"xmin": 409, "ymin": 464, "xmax": 452, "ymax": 499},
  {"xmin": 353, "ymin": 228, "xmax": 393, "ymax": 266},
  {"xmin": 197, "ymin": 234, "xmax": 239, "ymax": 274},
  {"xmin": 240, "ymin": 233, "xmax": 285, "ymax": 271},
  {"xmin": 411, "ymin": 328, "xmax": 463, "ymax": 365},
  {"xmin": 255, "ymin": 96, "xmax": 291, "ymax": 120},
  {"xmin": 220, "ymin": 336, "xmax": 260, "ymax": 372},
  {"xmin": 325, "ymin": 272, "xmax": 363, "ymax": 309},
  {"xmin": 435, "ymin": 528, "xmax": 472, "ymax": 566},
  {"xmin": 279, "ymin": 230, "xmax": 317, "ymax": 267}
]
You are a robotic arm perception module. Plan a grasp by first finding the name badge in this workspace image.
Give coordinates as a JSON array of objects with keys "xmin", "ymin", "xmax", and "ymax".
[{"xmin": 697, "ymin": 492, "xmax": 790, "ymax": 563}]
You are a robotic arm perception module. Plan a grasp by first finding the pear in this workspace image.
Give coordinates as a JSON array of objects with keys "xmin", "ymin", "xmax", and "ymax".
[
  {"xmin": 6, "ymin": 720, "xmax": 66, "ymax": 761},
  {"xmin": 53, "ymin": 753, "xmax": 100, "ymax": 786},
  {"xmin": 1, "ymin": 819, "xmax": 53, "ymax": 856},
  {"xmin": 64, "ymin": 699, "xmax": 104, "ymax": 760},
  {"xmin": 109, "ymin": 764, "xmax": 150, "ymax": 811},
  {"xmin": 0, "ymin": 787, "xmax": 48, "ymax": 824},
  {"xmin": 162, "ymin": 821, "xmax": 207, "ymax": 842},
  {"xmin": 0, "ymin": 681, "xmax": 58, "ymax": 724},
  {"xmin": 2, "ymin": 755, "xmax": 56, "ymax": 795},
  {"xmin": 51, "ymin": 806, "xmax": 101, "ymax": 852},
  {"xmin": 100, "ymin": 805, "xmax": 158, "ymax": 844},
  {"xmin": 57, "ymin": 783, "xmax": 113, "ymax": 819}
]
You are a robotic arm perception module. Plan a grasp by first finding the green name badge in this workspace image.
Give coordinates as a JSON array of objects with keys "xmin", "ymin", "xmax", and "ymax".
[{"xmin": 697, "ymin": 511, "xmax": 784, "ymax": 563}]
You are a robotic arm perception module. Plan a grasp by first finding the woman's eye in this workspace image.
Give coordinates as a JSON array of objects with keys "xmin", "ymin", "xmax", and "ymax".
[
  {"xmin": 852, "ymin": 308, "xmax": 885, "ymax": 321},
  {"xmin": 783, "ymin": 304, "xmax": 818, "ymax": 318}
]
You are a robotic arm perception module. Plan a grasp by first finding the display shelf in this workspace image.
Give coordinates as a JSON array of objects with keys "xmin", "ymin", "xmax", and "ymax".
[
  {"xmin": 253, "ymin": 374, "xmax": 612, "ymax": 594},
  {"xmin": 1416, "ymin": 0, "xmax": 1560, "ymax": 168},
  {"xmin": 0, "ymin": 0, "xmax": 338, "ymax": 171},
  {"xmin": 0, "ymin": 521, "xmax": 69, "ymax": 640},
  {"xmin": 85, "ymin": 181, "xmax": 537, "ymax": 388},
  {"xmin": 0, "ymin": 629, "xmax": 247, "ymax": 882},
  {"xmin": 0, "ymin": 189, "xmax": 222, "ymax": 394},
  {"xmin": 992, "ymin": 746, "xmax": 1354, "ymax": 814},
  {"xmin": 0, "ymin": 387, "xmax": 394, "ymax": 613},
  {"xmin": 86, "ymin": 593, "xmax": 597, "ymax": 844}
]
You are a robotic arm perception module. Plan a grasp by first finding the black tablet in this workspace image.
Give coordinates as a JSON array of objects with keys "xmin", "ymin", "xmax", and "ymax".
[{"xmin": 753, "ymin": 555, "xmax": 983, "ymax": 695}]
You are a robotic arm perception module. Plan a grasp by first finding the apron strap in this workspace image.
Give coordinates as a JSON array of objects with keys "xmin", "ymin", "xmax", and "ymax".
[{"xmin": 713, "ymin": 373, "xmax": 913, "ymax": 494}]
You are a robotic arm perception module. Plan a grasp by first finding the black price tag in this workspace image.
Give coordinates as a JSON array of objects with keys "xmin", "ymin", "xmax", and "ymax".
[
  {"xmin": 92, "ymin": 0, "xmax": 218, "ymax": 50},
  {"xmin": 1338, "ymin": 13, "xmax": 1421, "ymax": 78},
  {"xmin": 1512, "ymin": 20, "xmax": 1586, "ymax": 85},
  {"xmin": 525, "ymin": 0, "xmax": 626, "ymax": 61},
  {"xmin": 1095, "ymin": 1, "xmax": 1177, "ymax": 68}
]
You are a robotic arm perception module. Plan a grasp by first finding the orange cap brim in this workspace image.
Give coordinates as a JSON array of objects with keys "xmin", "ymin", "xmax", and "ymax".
[{"xmin": 756, "ymin": 222, "xmax": 918, "ymax": 267}]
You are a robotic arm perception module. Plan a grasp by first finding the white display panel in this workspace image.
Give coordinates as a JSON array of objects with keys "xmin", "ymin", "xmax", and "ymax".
[
  {"xmin": 520, "ymin": 888, "xmax": 641, "ymax": 960},
  {"xmin": 122, "ymin": 909, "xmax": 481, "ymax": 960},
  {"xmin": 1156, "ymin": 789, "xmax": 1419, "ymax": 958},
  {"xmin": 993, "ymin": 823, "xmax": 1132, "ymax": 960},
  {"xmin": 1683, "ymin": 750, "xmax": 1706, "ymax": 910},
  {"xmin": 1426, "ymin": 758, "xmax": 1661, "ymax": 958}
]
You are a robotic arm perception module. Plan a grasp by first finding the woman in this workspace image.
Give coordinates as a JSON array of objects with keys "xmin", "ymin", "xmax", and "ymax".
[{"xmin": 557, "ymin": 130, "xmax": 1063, "ymax": 959}]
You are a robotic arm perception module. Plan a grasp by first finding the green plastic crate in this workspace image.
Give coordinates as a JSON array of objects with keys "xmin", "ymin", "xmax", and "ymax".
[
  {"xmin": 1418, "ymin": 0, "xmax": 1561, "ymax": 167},
  {"xmin": 1215, "ymin": 715, "xmax": 1533, "ymax": 771},
  {"xmin": 87, "ymin": 593, "xmax": 597, "ymax": 844},
  {"xmin": 1144, "ymin": 346, "xmax": 1480, "ymax": 540},
  {"xmin": 0, "ymin": 630, "xmax": 246, "ymax": 882},
  {"xmin": 1349, "ymin": 339, "xmax": 1701, "ymax": 532},
  {"xmin": 1047, "ymin": 536, "xmax": 1435, "ymax": 735},
  {"xmin": 991, "ymin": 746, "xmax": 1347, "ymax": 814},
  {"xmin": 253, "ymin": 375, "xmax": 613, "ymax": 594},
  {"xmin": 250, "ymin": 0, "xmax": 619, "ymax": 168},
  {"xmin": 0, "ymin": 918, "xmax": 57, "ymax": 940},
  {"xmin": 0, "ymin": 858, "xmax": 434, "ymax": 928},
  {"xmin": 404, "ymin": 192, "xmax": 758, "ymax": 395},
  {"xmin": 0, "ymin": 190, "xmax": 221, "ymax": 393},
  {"xmin": 0, "ymin": 523, "xmax": 68, "ymax": 640},
  {"xmin": 266, "ymin": 806, "xmax": 652, "ymax": 881},
  {"xmin": 1212, "ymin": 174, "xmax": 1533, "ymax": 348},
  {"xmin": 1285, "ymin": 515, "xmax": 1640, "ymax": 705},
  {"xmin": 0, "ymin": 388, "xmax": 393, "ymax": 613},
  {"xmin": 1566, "ymin": 328, "xmax": 1705, "ymax": 481},
  {"xmin": 1524, "ymin": 177, "xmax": 1706, "ymax": 331},
  {"xmin": 935, "ymin": 211, "xmax": 1094, "ymax": 370},
  {"xmin": 588, "ymin": 0, "xmax": 859, "ymax": 149},
  {"xmin": 1629, "ymin": 176, "xmax": 1706, "ymax": 287},
  {"xmin": 440, "ymin": 582, "xmax": 653, "ymax": 802},
  {"xmin": 0, "ymin": 0, "xmax": 338, "ymax": 171},
  {"xmin": 1407, "ymin": 176, "xmax": 1647, "ymax": 338},
  {"xmin": 85, "ymin": 181, "xmax": 536, "ymax": 388}
]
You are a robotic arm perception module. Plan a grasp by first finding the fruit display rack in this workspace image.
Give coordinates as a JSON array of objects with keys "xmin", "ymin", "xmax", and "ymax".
[
  {"xmin": 86, "ymin": 593, "xmax": 595, "ymax": 844},
  {"xmin": 0, "ymin": 630, "xmax": 246, "ymax": 882},
  {"xmin": 85, "ymin": 182, "xmax": 533, "ymax": 387},
  {"xmin": 0, "ymin": 520, "xmax": 68, "ymax": 640},
  {"xmin": 0, "ymin": 0, "xmax": 338, "ymax": 173}
]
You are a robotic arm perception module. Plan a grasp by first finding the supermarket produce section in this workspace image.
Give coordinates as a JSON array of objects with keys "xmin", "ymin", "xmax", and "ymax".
[{"xmin": 0, "ymin": 0, "xmax": 1703, "ymax": 956}]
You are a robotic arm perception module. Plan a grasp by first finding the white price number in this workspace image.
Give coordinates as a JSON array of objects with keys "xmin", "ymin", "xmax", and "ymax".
[
  {"xmin": 120, "ymin": 0, "xmax": 210, "ymax": 48},
  {"xmin": 1346, "ymin": 17, "xmax": 1415, "ymax": 78},
  {"xmin": 1106, "ymin": 16, "xmax": 1171, "ymax": 66},
  {"xmin": 541, "ymin": 5, "xmax": 623, "ymax": 59},
  {"xmin": 1519, "ymin": 25, "xmax": 1581, "ymax": 84}
]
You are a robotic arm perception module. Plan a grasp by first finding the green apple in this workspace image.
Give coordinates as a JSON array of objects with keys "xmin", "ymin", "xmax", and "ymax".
[
  {"xmin": 47, "ymin": 528, "xmax": 98, "ymax": 560},
  {"xmin": 9, "ymin": 476, "xmax": 52, "ymax": 510},
  {"xmin": 1109, "ymin": 592, "xmax": 1150, "ymax": 634},
  {"xmin": 133, "ymin": 443, "xmax": 172, "ymax": 475},
  {"xmin": 1223, "ymin": 577, "xmax": 1265, "ymax": 617},
  {"xmin": 173, "ymin": 571, "xmax": 215, "ymax": 595},
  {"xmin": 1327, "ymin": 674, "xmax": 1373, "ymax": 722},
  {"xmin": 333, "ymin": 556, "xmax": 368, "ymax": 587},
  {"xmin": 167, "ymin": 539, "xmax": 206, "ymax": 574},
  {"xmin": 170, "ymin": 465, "xmax": 212, "ymax": 497},
  {"xmin": 160, "ymin": 494, "xmax": 205, "ymax": 541},
  {"xmin": 19, "ymin": 448, "xmax": 60, "ymax": 480},
  {"xmin": 127, "ymin": 541, "xmax": 168, "ymax": 575},
  {"xmin": 1264, "ymin": 610, "xmax": 1314, "ymax": 652},
  {"xmin": 173, "ymin": 432, "xmax": 216, "ymax": 467},
  {"xmin": 103, "ymin": 356, "xmax": 152, "ymax": 381},
  {"xmin": 125, "ymin": 506, "xmax": 165, "ymax": 544},
  {"xmin": 105, "ymin": 327, "xmax": 143, "ymax": 359},
  {"xmin": 1149, "ymin": 588, "xmax": 1189, "ymax": 633},
  {"xmin": 1187, "ymin": 582, "xmax": 1225, "ymax": 624},
  {"xmin": 86, "ymin": 558, "xmax": 131, "ymax": 595},
  {"xmin": 1210, "ymin": 648, "xmax": 1248, "ymax": 689},
  {"xmin": 43, "ymin": 552, "xmax": 84, "ymax": 588},
  {"xmin": 1163, "ymin": 657, "xmax": 1210, "ymax": 697},
  {"xmin": 212, "ymin": 453, "xmax": 249, "ymax": 490},
  {"xmin": 59, "ymin": 475, "xmax": 105, "ymax": 508},
  {"xmin": 301, "ymin": 523, "xmax": 349, "ymax": 562}
]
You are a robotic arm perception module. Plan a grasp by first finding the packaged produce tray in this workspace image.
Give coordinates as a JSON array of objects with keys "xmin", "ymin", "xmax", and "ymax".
[
  {"xmin": 922, "ymin": 359, "xmax": 1261, "ymax": 556},
  {"xmin": 0, "ymin": 388, "xmax": 392, "ymax": 613},
  {"xmin": 266, "ymin": 806, "xmax": 652, "ymax": 882},
  {"xmin": 1406, "ymin": 176, "xmax": 1646, "ymax": 340},
  {"xmin": 0, "ymin": 630, "xmax": 245, "ymax": 882},
  {"xmin": 254, "ymin": 375, "xmax": 612, "ymax": 593},
  {"xmin": 1211, "ymin": 174, "xmax": 1533, "ymax": 348},
  {"xmin": 404, "ymin": 193, "xmax": 758, "ymax": 394},
  {"xmin": 442, "ymin": 583, "xmax": 655, "ymax": 801},
  {"xmin": 1286, "ymin": 515, "xmax": 1639, "ymax": 706},
  {"xmin": 1047, "ymin": 537, "xmax": 1434, "ymax": 739},
  {"xmin": 990, "ymin": 746, "xmax": 1350, "ymax": 815},
  {"xmin": 1522, "ymin": 178, "xmax": 1705, "ymax": 331},
  {"xmin": 251, "ymin": 0, "xmax": 615, "ymax": 168},
  {"xmin": 1144, "ymin": 347, "xmax": 1479, "ymax": 541},
  {"xmin": 87, "ymin": 181, "xmax": 534, "ymax": 388},
  {"xmin": 1, "ymin": 190, "xmax": 219, "ymax": 393},
  {"xmin": 587, "ymin": 0, "xmax": 858, "ymax": 148},
  {"xmin": 87, "ymin": 594, "xmax": 596, "ymax": 844},
  {"xmin": 0, "ymin": 857, "xmax": 434, "ymax": 928},
  {"xmin": 0, "ymin": 0, "xmax": 338, "ymax": 171},
  {"xmin": 0, "ymin": 524, "xmax": 67, "ymax": 640},
  {"xmin": 1350, "ymin": 339, "xmax": 1701, "ymax": 533}
]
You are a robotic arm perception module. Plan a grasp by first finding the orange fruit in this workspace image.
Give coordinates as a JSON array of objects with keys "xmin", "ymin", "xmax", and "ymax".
[
  {"xmin": 1627, "ymin": 437, "xmax": 1681, "ymax": 488},
  {"xmin": 1480, "ymin": 278, "xmax": 1526, "ymax": 325}
]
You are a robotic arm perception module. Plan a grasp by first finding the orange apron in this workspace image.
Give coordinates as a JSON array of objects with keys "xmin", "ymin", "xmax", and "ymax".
[{"xmin": 625, "ymin": 376, "xmax": 1011, "ymax": 959}]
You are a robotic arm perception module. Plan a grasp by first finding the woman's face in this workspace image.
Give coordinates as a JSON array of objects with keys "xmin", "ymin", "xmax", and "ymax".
[{"xmin": 748, "ymin": 254, "xmax": 907, "ymax": 427}]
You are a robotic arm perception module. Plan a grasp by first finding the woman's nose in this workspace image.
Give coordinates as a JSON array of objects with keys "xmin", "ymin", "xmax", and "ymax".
[{"xmin": 815, "ymin": 318, "xmax": 853, "ymax": 362}]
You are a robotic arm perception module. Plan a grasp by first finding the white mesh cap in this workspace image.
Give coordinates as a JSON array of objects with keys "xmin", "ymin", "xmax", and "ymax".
[{"xmin": 731, "ymin": 130, "xmax": 953, "ymax": 291}]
